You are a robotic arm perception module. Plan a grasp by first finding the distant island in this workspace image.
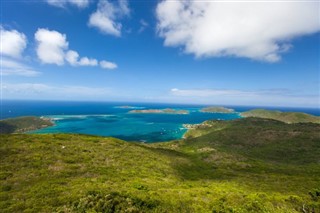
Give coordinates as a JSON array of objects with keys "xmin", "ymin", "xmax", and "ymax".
[
  {"xmin": 129, "ymin": 108, "xmax": 189, "ymax": 114},
  {"xmin": 200, "ymin": 106, "xmax": 235, "ymax": 113},
  {"xmin": 241, "ymin": 109, "xmax": 320, "ymax": 124},
  {"xmin": 0, "ymin": 116, "xmax": 54, "ymax": 134},
  {"xmin": 115, "ymin": 106, "xmax": 145, "ymax": 109}
]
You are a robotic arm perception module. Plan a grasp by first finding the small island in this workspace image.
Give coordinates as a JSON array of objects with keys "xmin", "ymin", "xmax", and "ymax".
[
  {"xmin": 115, "ymin": 106, "xmax": 144, "ymax": 109},
  {"xmin": 0, "ymin": 116, "xmax": 54, "ymax": 134},
  {"xmin": 200, "ymin": 106, "xmax": 235, "ymax": 113},
  {"xmin": 241, "ymin": 109, "xmax": 320, "ymax": 124},
  {"xmin": 129, "ymin": 108, "xmax": 189, "ymax": 114}
]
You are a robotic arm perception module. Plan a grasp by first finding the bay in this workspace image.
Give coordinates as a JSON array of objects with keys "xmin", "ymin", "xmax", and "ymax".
[{"xmin": 1, "ymin": 100, "xmax": 319, "ymax": 142}]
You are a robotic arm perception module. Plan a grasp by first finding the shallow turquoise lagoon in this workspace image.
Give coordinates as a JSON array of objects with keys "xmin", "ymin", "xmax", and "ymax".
[{"xmin": 31, "ymin": 109, "xmax": 241, "ymax": 142}]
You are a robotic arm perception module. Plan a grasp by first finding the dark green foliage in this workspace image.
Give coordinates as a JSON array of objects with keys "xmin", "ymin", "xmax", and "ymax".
[
  {"xmin": 309, "ymin": 189, "xmax": 320, "ymax": 202},
  {"xmin": 0, "ymin": 116, "xmax": 53, "ymax": 134},
  {"xmin": 212, "ymin": 197, "xmax": 237, "ymax": 213},
  {"xmin": 132, "ymin": 183, "xmax": 149, "ymax": 191},
  {"xmin": 184, "ymin": 118, "xmax": 320, "ymax": 164},
  {"xmin": 0, "ymin": 122, "xmax": 16, "ymax": 134},
  {"xmin": 58, "ymin": 191, "xmax": 159, "ymax": 213}
]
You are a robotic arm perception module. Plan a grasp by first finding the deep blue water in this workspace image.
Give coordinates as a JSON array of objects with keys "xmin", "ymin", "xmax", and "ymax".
[{"xmin": 1, "ymin": 100, "xmax": 319, "ymax": 142}]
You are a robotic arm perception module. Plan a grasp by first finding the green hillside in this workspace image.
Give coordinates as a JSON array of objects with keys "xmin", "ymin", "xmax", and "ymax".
[
  {"xmin": 241, "ymin": 109, "xmax": 320, "ymax": 124},
  {"xmin": 0, "ymin": 116, "xmax": 54, "ymax": 134},
  {"xmin": 1, "ymin": 118, "xmax": 320, "ymax": 212}
]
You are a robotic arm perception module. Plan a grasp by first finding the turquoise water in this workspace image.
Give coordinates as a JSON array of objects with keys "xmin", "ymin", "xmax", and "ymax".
[
  {"xmin": 30, "ymin": 110, "xmax": 241, "ymax": 142},
  {"xmin": 2, "ymin": 100, "xmax": 319, "ymax": 142}
]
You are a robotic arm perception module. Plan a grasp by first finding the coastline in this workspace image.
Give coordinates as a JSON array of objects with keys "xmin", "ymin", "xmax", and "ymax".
[
  {"xmin": 26, "ymin": 116, "xmax": 56, "ymax": 133},
  {"xmin": 2, "ymin": 107, "xmax": 319, "ymax": 142},
  {"xmin": 0, "ymin": 116, "xmax": 55, "ymax": 134}
]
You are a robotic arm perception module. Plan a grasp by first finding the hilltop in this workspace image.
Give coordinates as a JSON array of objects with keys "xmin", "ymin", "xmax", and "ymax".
[
  {"xmin": 0, "ymin": 116, "xmax": 54, "ymax": 134},
  {"xmin": 241, "ymin": 109, "xmax": 320, "ymax": 124},
  {"xmin": 1, "ymin": 117, "xmax": 319, "ymax": 212}
]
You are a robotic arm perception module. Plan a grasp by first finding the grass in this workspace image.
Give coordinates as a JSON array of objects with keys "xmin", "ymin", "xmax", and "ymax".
[{"xmin": 1, "ymin": 118, "xmax": 320, "ymax": 212}]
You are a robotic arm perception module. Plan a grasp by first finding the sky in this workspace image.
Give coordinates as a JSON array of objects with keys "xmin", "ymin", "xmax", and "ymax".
[{"xmin": 1, "ymin": 0, "xmax": 319, "ymax": 107}]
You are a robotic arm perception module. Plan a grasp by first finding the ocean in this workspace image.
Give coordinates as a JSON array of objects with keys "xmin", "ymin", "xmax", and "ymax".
[{"xmin": 1, "ymin": 100, "xmax": 319, "ymax": 142}]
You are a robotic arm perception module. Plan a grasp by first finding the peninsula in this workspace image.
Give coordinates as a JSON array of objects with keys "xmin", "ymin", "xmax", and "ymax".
[
  {"xmin": 129, "ymin": 108, "xmax": 189, "ymax": 114},
  {"xmin": 0, "ymin": 116, "xmax": 54, "ymax": 134},
  {"xmin": 241, "ymin": 109, "xmax": 320, "ymax": 124},
  {"xmin": 200, "ymin": 106, "xmax": 235, "ymax": 113}
]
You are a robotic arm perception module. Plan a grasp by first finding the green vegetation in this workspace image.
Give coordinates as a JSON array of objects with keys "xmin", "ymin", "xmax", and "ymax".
[
  {"xmin": 241, "ymin": 109, "xmax": 320, "ymax": 124},
  {"xmin": 200, "ymin": 106, "xmax": 235, "ymax": 113},
  {"xmin": 0, "ymin": 116, "xmax": 54, "ymax": 134},
  {"xmin": 183, "ymin": 120, "xmax": 231, "ymax": 138},
  {"xmin": 129, "ymin": 108, "xmax": 189, "ymax": 114},
  {"xmin": 1, "ymin": 117, "xmax": 320, "ymax": 212}
]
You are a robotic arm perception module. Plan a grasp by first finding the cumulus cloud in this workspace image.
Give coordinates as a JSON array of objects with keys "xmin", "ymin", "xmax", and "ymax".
[
  {"xmin": 0, "ymin": 27, "xmax": 27, "ymax": 58},
  {"xmin": 1, "ymin": 58, "xmax": 40, "ymax": 77},
  {"xmin": 35, "ymin": 28, "xmax": 68, "ymax": 65},
  {"xmin": 65, "ymin": 50, "xmax": 98, "ymax": 66},
  {"xmin": 78, "ymin": 57, "xmax": 98, "ymax": 66},
  {"xmin": 100, "ymin": 60, "xmax": 117, "ymax": 69},
  {"xmin": 156, "ymin": 0, "xmax": 320, "ymax": 62},
  {"xmin": 169, "ymin": 88, "xmax": 319, "ymax": 107},
  {"xmin": 0, "ymin": 27, "xmax": 39, "ymax": 77},
  {"xmin": 65, "ymin": 50, "xmax": 79, "ymax": 66},
  {"xmin": 88, "ymin": 0, "xmax": 130, "ymax": 36},
  {"xmin": 35, "ymin": 28, "xmax": 117, "ymax": 68},
  {"xmin": 46, "ymin": 0, "xmax": 90, "ymax": 8}
]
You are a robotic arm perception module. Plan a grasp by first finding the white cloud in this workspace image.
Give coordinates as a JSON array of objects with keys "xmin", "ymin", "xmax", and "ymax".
[
  {"xmin": 100, "ymin": 60, "xmax": 117, "ymax": 69},
  {"xmin": 65, "ymin": 50, "xmax": 98, "ymax": 66},
  {"xmin": 2, "ymin": 82, "xmax": 111, "ymax": 100},
  {"xmin": 0, "ymin": 27, "xmax": 39, "ymax": 77},
  {"xmin": 46, "ymin": 0, "xmax": 90, "ymax": 8},
  {"xmin": 0, "ymin": 27, "xmax": 27, "ymax": 58},
  {"xmin": 79, "ymin": 57, "xmax": 98, "ymax": 66},
  {"xmin": 35, "ymin": 29, "xmax": 116, "ymax": 68},
  {"xmin": 88, "ymin": 0, "xmax": 130, "ymax": 36},
  {"xmin": 1, "ymin": 58, "xmax": 40, "ymax": 77},
  {"xmin": 35, "ymin": 28, "xmax": 68, "ymax": 65},
  {"xmin": 169, "ymin": 88, "xmax": 319, "ymax": 107},
  {"xmin": 65, "ymin": 50, "xmax": 79, "ymax": 66},
  {"xmin": 156, "ymin": 1, "xmax": 320, "ymax": 62}
]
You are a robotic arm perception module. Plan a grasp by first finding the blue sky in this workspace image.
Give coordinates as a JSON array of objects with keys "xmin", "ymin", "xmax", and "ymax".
[{"xmin": 1, "ymin": 0, "xmax": 319, "ymax": 107}]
